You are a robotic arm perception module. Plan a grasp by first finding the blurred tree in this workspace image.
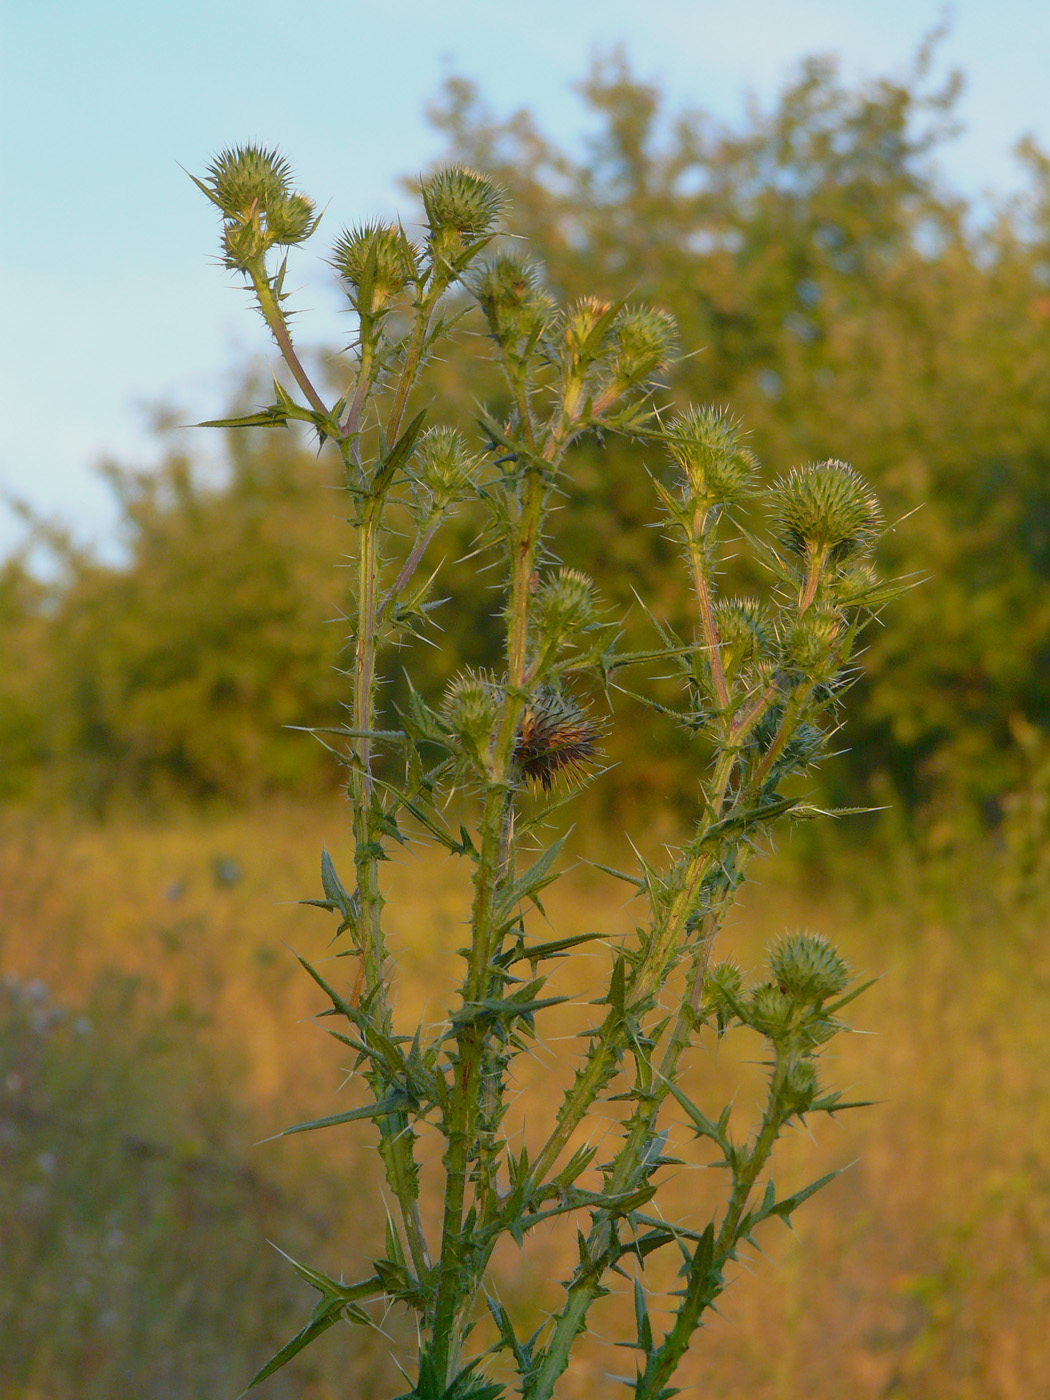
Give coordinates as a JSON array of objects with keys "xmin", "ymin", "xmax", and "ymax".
[
  {"xmin": 5, "ymin": 409, "xmax": 347, "ymax": 809},
  {"xmin": 421, "ymin": 41, "xmax": 1050, "ymax": 829}
]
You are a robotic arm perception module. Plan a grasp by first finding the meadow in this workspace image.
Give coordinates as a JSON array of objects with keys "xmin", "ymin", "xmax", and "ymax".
[{"xmin": 2, "ymin": 802, "xmax": 1047, "ymax": 1399}]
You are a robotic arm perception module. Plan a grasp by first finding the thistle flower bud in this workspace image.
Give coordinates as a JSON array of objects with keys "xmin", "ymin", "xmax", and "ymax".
[
  {"xmin": 442, "ymin": 671, "xmax": 502, "ymax": 766},
  {"xmin": 472, "ymin": 256, "xmax": 556, "ymax": 350},
  {"xmin": 532, "ymin": 568, "xmax": 599, "ymax": 649},
  {"xmin": 515, "ymin": 688, "xmax": 601, "ymax": 791},
  {"xmin": 421, "ymin": 167, "xmax": 505, "ymax": 274},
  {"xmin": 204, "ymin": 145, "xmax": 292, "ymax": 217},
  {"xmin": 266, "ymin": 193, "xmax": 318, "ymax": 245},
  {"xmin": 826, "ymin": 559, "xmax": 882, "ymax": 608},
  {"xmin": 332, "ymin": 223, "xmax": 414, "ymax": 313},
  {"xmin": 781, "ymin": 605, "xmax": 844, "ymax": 681},
  {"xmin": 562, "ymin": 297, "xmax": 615, "ymax": 367},
  {"xmin": 769, "ymin": 460, "xmax": 881, "ymax": 564},
  {"xmin": 768, "ymin": 932, "xmax": 849, "ymax": 1004},
  {"xmin": 713, "ymin": 597, "xmax": 773, "ymax": 676},
  {"xmin": 413, "ymin": 427, "xmax": 481, "ymax": 507},
  {"xmin": 222, "ymin": 221, "xmax": 268, "ymax": 268},
  {"xmin": 602, "ymin": 305, "xmax": 677, "ymax": 393},
  {"xmin": 780, "ymin": 1060, "xmax": 819, "ymax": 1115},
  {"xmin": 745, "ymin": 983, "xmax": 796, "ymax": 1041},
  {"xmin": 704, "ymin": 960, "xmax": 744, "ymax": 1033},
  {"xmin": 666, "ymin": 407, "xmax": 757, "ymax": 512}
]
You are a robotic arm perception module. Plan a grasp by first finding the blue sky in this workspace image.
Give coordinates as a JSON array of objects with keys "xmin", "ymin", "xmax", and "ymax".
[{"xmin": 3, "ymin": 0, "xmax": 1049, "ymax": 560}]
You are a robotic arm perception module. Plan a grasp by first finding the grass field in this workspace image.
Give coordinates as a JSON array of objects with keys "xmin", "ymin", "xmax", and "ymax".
[{"xmin": 1, "ymin": 802, "xmax": 1048, "ymax": 1399}]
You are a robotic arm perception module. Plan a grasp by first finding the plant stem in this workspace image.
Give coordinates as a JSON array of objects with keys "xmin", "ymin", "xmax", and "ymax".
[{"xmin": 248, "ymin": 263, "xmax": 331, "ymax": 421}]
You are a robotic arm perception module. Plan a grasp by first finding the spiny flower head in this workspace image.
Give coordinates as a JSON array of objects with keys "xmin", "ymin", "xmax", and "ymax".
[
  {"xmin": 265, "ymin": 193, "xmax": 317, "ymax": 245},
  {"xmin": 666, "ymin": 406, "xmax": 758, "ymax": 512},
  {"xmin": 780, "ymin": 1060, "xmax": 820, "ymax": 1115},
  {"xmin": 472, "ymin": 256, "xmax": 556, "ymax": 350},
  {"xmin": 331, "ymin": 222, "xmax": 415, "ymax": 312},
  {"xmin": 704, "ymin": 960, "xmax": 745, "ymax": 1033},
  {"xmin": 204, "ymin": 144, "xmax": 292, "ymax": 216},
  {"xmin": 515, "ymin": 689, "xmax": 601, "ymax": 791},
  {"xmin": 532, "ymin": 568, "xmax": 600, "ymax": 649},
  {"xmin": 768, "ymin": 932, "xmax": 849, "ymax": 1004},
  {"xmin": 604, "ymin": 304, "xmax": 678, "ymax": 390},
  {"xmin": 442, "ymin": 670, "xmax": 502, "ymax": 766},
  {"xmin": 713, "ymin": 597, "xmax": 774, "ymax": 674},
  {"xmin": 781, "ymin": 605, "xmax": 845, "ymax": 680},
  {"xmin": 413, "ymin": 427, "xmax": 482, "ymax": 507},
  {"xmin": 421, "ymin": 167, "xmax": 505, "ymax": 277},
  {"xmin": 562, "ymin": 297, "xmax": 615, "ymax": 369},
  {"xmin": 770, "ymin": 460, "xmax": 881, "ymax": 563}
]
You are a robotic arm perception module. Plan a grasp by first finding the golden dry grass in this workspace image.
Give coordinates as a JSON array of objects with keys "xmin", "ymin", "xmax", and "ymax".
[{"xmin": 1, "ymin": 803, "xmax": 1048, "ymax": 1398}]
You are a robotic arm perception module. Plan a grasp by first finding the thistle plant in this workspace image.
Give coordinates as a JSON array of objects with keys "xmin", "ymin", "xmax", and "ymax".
[{"xmin": 192, "ymin": 145, "xmax": 900, "ymax": 1400}]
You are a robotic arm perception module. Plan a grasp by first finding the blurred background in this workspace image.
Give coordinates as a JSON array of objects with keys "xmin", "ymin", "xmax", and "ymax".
[{"xmin": 2, "ymin": 3, "xmax": 1049, "ymax": 1397}]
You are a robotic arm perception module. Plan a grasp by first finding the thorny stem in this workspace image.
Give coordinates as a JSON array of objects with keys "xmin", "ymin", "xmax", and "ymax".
[
  {"xmin": 248, "ymin": 263, "xmax": 332, "ymax": 422},
  {"xmin": 430, "ymin": 440, "xmax": 547, "ymax": 1380},
  {"xmin": 687, "ymin": 525, "xmax": 730, "ymax": 713}
]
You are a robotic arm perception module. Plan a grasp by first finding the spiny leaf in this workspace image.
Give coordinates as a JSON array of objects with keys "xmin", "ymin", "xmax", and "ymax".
[
  {"xmin": 373, "ymin": 408, "xmax": 427, "ymax": 495},
  {"xmin": 243, "ymin": 1301, "xmax": 344, "ymax": 1390}
]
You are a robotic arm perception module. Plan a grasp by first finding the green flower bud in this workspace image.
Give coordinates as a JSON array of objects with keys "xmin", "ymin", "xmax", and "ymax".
[
  {"xmin": 666, "ymin": 407, "xmax": 757, "ymax": 512},
  {"xmin": 826, "ymin": 559, "xmax": 882, "ymax": 608},
  {"xmin": 781, "ymin": 605, "xmax": 844, "ymax": 681},
  {"xmin": 221, "ymin": 220, "xmax": 268, "ymax": 269},
  {"xmin": 704, "ymin": 960, "xmax": 744, "ymax": 1033},
  {"xmin": 421, "ymin": 167, "xmax": 505, "ymax": 275},
  {"xmin": 714, "ymin": 597, "xmax": 773, "ymax": 677},
  {"xmin": 332, "ymin": 223, "xmax": 414, "ymax": 312},
  {"xmin": 770, "ymin": 460, "xmax": 881, "ymax": 564},
  {"xmin": 422, "ymin": 166, "xmax": 505, "ymax": 238},
  {"xmin": 266, "ymin": 193, "xmax": 317, "ymax": 245},
  {"xmin": 780, "ymin": 1059, "xmax": 819, "ymax": 1115},
  {"xmin": 472, "ymin": 256, "xmax": 556, "ymax": 350},
  {"xmin": 768, "ymin": 932, "xmax": 849, "ymax": 1004},
  {"xmin": 204, "ymin": 144, "xmax": 292, "ymax": 216},
  {"xmin": 604, "ymin": 305, "xmax": 677, "ymax": 390},
  {"xmin": 562, "ymin": 297, "xmax": 616, "ymax": 368},
  {"xmin": 413, "ymin": 427, "xmax": 481, "ymax": 507},
  {"xmin": 533, "ymin": 568, "xmax": 599, "ymax": 648},
  {"xmin": 442, "ymin": 671, "xmax": 502, "ymax": 765},
  {"xmin": 746, "ymin": 983, "xmax": 796, "ymax": 1041}
]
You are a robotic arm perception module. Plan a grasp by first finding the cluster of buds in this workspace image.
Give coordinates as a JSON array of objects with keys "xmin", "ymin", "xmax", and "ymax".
[
  {"xmin": 556, "ymin": 299, "xmax": 676, "ymax": 421},
  {"xmin": 331, "ymin": 222, "xmax": 416, "ymax": 319},
  {"xmin": 194, "ymin": 145, "xmax": 318, "ymax": 270},
  {"xmin": 704, "ymin": 932, "xmax": 851, "ymax": 1115}
]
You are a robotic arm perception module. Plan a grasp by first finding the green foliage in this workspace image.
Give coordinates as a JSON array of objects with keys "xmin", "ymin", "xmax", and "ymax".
[
  {"xmin": 2, "ymin": 422, "xmax": 346, "ymax": 809},
  {"xmin": 180, "ymin": 140, "xmax": 903, "ymax": 1400}
]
